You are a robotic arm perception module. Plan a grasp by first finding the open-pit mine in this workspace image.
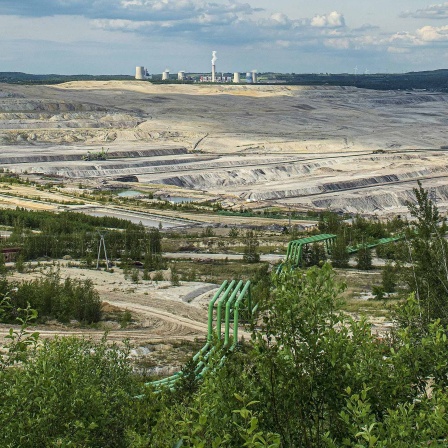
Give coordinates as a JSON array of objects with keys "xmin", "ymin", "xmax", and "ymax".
[{"xmin": 1, "ymin": 80, "xmax": 448, "ymax": 217}]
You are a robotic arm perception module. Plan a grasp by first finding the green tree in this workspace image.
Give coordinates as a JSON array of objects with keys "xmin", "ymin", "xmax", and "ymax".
[
  {"xmin": 0, "ymin": 252, "xmax": 7, "ymax": 276},
  {"xmin": 402, "ymin": 181, "xmax": 448, "ymax": 326},
  {"xmin": 171, "ymin": 265, "xmax": 180, "ymax": 286},
  {"xmin": 382, "ymin": 261, "xmax": 397, "ymax": 293},
  {"xmin": 331, "ymin": 234, "xmax": 350, "ymax": 268},
  {"xmin": 303, "ymin": 242, "xmax": 327, "ymax": 267},
  {"xmin": 243, "ymin": 230, "xmax": 260, "ymax": 263},
  {"xmin": 14, "ymin": 253, "xmax": 25, "ymax": 273},
  {"xmin": 356, "ymin": 246, "xmax": 372, "ymax": 270},
  {"xmin": 318, "ymin": 211, "xmax": 344, "ymax": 234}
]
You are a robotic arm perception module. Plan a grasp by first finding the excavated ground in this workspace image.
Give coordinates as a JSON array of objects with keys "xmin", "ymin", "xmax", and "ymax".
[
  {"xmin": 0, "ymin": 265, "xmax": 220, "ymax": 343},
  {"xmin": 1, "ymin": 81, "xmax": 448, "ymax": 216}
]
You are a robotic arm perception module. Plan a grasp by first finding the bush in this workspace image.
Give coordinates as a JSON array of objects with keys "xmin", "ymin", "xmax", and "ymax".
[
  {"xmin": 0, "ymin": 337, "xmax": 137, "ymax": 447},
  {"xmin": 243, "ymin": 230, "xmax": 260, "ymax": 263},
  {"xmin": 0, "ymin": 270, "xmax": 101, "ymax": 323}
]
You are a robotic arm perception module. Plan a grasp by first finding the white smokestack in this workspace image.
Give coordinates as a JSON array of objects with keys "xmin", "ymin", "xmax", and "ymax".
[{"xmin": 211, "ymin": 50, "xmax": 217, "ymax": 82}]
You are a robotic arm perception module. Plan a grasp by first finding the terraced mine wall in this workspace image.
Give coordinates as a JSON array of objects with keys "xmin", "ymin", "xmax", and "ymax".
[{"xmin": 0, "ymin": 147, "xmax": 188, "ymax": 165}]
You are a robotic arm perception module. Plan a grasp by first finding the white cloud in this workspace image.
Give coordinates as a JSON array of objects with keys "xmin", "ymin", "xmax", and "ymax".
[
  {"xmin": 0, "ymin": 0, "xmax": 262, "ymax": 21},
  {"xmin": 416, "ymin": 24, "xmax": 448, "ymax": 42},
  {"xmin": 93, "ymin": 7, "xmax": 352, "ymax": 48},
  {"xmin": 311, "ymin": 11, "xmax": 345, "ymax": 28},
  {"xmin": 401, "ymin": 3, "xmax": 448, "ymax": 19}
]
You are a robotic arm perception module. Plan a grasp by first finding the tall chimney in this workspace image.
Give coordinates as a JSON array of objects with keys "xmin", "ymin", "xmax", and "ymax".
[{"xmin": 211, "ymin": 51, "xmax": 217, "ymax": 83}]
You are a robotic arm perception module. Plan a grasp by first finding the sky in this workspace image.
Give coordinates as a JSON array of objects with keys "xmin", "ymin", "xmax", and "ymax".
[{"xmin": 1, "ymin": 0, "xmax": 448, "ymax": 75}]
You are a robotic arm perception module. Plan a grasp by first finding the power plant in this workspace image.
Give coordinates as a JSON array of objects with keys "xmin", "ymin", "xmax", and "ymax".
[{"xmin": 134, "ymin": 51, "xmax": 258, "ymax": 83}]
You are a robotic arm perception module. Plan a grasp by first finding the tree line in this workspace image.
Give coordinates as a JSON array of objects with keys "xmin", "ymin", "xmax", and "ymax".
[{"xmin": 0, "ymin": 208, "xmax": 162, "ymax": 262}]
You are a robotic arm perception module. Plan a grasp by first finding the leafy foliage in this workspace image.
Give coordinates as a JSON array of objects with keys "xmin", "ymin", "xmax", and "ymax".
[
  {"xmin": 356, "ymin": 246, "xmax": 373, "ymax": 270},
  {"xmin": 243, "ymin": 230, "xmax": 260, "ymax": 263},
  {"xmin": 0, "ymin": 208, "xmax": 162, "ymax": 262},
  {"xmin": 0, "ymin": 269, "xmax": 101, "ymax": 323},
  {"xmin": 330, "ymin": 234, "xmax": 350, "ymax": 268},
  {"xmin": 401, "ymin": 181, "xmax": 448, "ymax": 326},
  {"xmin": 0, "ymin": 337, "xmax": 137, "ymax": 448}
]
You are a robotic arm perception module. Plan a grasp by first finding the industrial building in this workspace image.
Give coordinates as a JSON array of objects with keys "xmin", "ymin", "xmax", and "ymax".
[
  {"xmin": 135, "ymin": 66, "xmax": 146, "ymax": 80},
  {"xmin": 136, "ymin": 51, "xmax": 258, "ymax": 84},
  {"xmin": 162, "ymin": 70, "xmax": 170, "ymax": 81}
]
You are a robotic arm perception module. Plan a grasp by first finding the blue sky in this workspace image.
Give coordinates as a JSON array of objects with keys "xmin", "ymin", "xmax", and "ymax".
[{"xmin": 1, "ymin": 1, "xmax": 448, "ymax": 75}]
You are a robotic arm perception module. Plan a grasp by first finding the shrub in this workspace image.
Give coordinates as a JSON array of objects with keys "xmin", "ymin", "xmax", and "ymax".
[
  {"xmin": 0, "ymin": 337, "xmax": 137, "ymax": 447},
  {"xmin": 0, "ymin": 270, "xmax": 101, "ymax": 323}
]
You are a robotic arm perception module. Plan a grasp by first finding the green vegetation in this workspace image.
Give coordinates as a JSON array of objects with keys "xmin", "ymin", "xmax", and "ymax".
[
  {"xmin": 355, "ymin": 246, "xmax": 373, "ymax": 270},
  {"xmin": 2, "ymin": 184, "xmax": 448, "ymax": 445},
  {"xmin": 0, "ymin": 208, "xmax": 162, "ymax": 262},
  {"xmin": 0, "ymin": 336, "xmax": 138, "ymax": 447},
  {"xmin": 0, "ymin": 269, "xmax": 101, "ymax": 323},
  {"xmin": 3, "ymin": 259, "xmax": 448, "ymax": 446},
  {"xmin": 265, "ymin": 69, "xmax": 448, "ymax": 92},
  {"xmin": 330, "ymin": 235, "xmax": 350, "ymax": 268},
  {"xmin": 400, "ymin": 181, "xmax": 448, "ymax": 327},
  {"xmin": 82, "ymin": 147, "xmax": 109, "ymax": 161},
  {"xmin": 243, "ymin": 230, "xmax": 260, "ymax": 263}
]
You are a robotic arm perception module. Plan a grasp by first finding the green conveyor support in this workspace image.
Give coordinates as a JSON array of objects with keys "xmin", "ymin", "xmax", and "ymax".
[
  {"xmin": 207, "ymin": 281, "xmax": 229, "ymax": 341},
  {"xmin": 149, "ymin": 279, "xmax": 253, "ymax": 391},
  {"xmin": 231, "ymin": 281, "xmax": 251, "ymax": 345},
  {"xmin": 285, "ymin": 234, "xmax": 337, "ymax": 266},
  {"xmin": 283, "ymin": 233, "xmax": 404, "ymax": 266},
  {"xmin": 149, "ymin": 232, "xmax": 406, "ymax": 392},
  {"xmin": 223, "ymin": 282, "xmax": 245, "ymax": 346},
  {"xmin": 217, "ymin": 280, "xmax": 242, "ymax": 341}
]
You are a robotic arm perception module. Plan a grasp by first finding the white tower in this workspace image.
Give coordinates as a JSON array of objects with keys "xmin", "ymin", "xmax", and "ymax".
[
  {"xmin": 233, "ymin": 72, "xmax": 240, "ymax": 83},
  {"xmin": 252, "ymin": 71, "xmax": 258, "ymax": 84},
  {"xmin": 211, "ymin": 51, "xmax": 217, "ymax": 83},
  {"xmin": 178, "ymin": 71, "xmax": 185, "ymax": 81},
  {"xmin": 162, "ymin": 69, "xmax": 170, "ymax": 81},
  {"xmin": 135, "ymin": 66, "xmax": 145, "ymax": 80}
]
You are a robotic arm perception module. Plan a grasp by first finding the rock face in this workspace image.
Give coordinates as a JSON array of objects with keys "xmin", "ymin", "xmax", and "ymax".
[{"xmin": 2, "ymin": 81, "xmax": 448, "ymax": 216}]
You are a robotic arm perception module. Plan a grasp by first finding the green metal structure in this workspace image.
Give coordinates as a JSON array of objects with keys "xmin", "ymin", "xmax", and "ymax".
[
  {"xmin": 149, "ymin": 279, "xmax": 254, "ymax": 390},
  {"xmin": 346, "ymin": 236, "xmax": 404, "ymax": 253},
  {"xmin": 149, "ymin": 233, "xmax": 405, "ymax": 390},
  {"xmin": 285, "ymin": 234, "xmax": 337, "ymax": 266},
  {"xmin": 283, "ymin": 233, "xmax": 405, "ymax": 267}
]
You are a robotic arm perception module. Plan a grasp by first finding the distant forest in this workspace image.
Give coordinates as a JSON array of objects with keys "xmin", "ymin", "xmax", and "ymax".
[
  {"xmin": 1, "ymin": 69, "xmax": 448, "ymax": 91},
  {"xmin": 268, "ymin": 69, "xmax": 448, "ymax": 92}
]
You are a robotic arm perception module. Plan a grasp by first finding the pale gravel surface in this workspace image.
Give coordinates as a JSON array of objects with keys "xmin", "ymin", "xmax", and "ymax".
[{"xmin": 1, "ymin": 81, "xmax": 448, "ymax": 216}]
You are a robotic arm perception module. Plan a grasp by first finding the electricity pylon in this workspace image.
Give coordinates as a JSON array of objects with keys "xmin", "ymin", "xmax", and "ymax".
[{"xmin": 96, "ymin": 231, "xmax": 110, "ymax": 270}]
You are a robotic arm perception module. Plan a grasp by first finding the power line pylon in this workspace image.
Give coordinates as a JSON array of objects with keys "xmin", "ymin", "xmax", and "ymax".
[{"xmin": 96, "ymin": 231, "xmax": 110, "ymax": 270}]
